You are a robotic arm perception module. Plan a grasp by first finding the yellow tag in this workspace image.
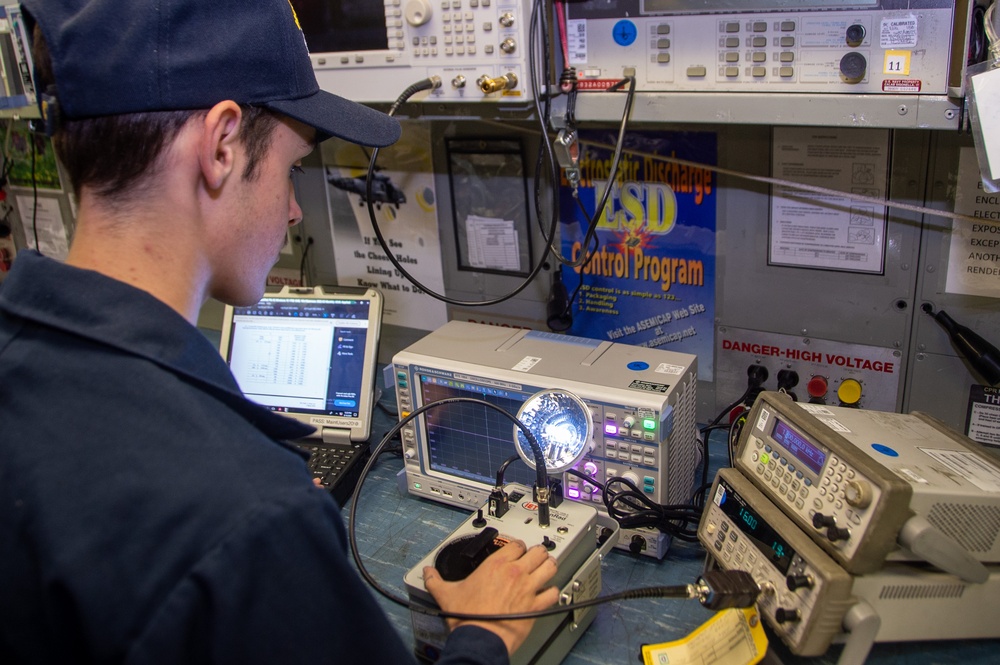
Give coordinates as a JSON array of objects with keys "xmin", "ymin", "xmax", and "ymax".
[
  {"xmin": 883, "ymin": 50, "xmax": 911, "ymax": 76},
  {"xmin": 641, "ymin": 607, "xmax": 768, "ymax": 665}
]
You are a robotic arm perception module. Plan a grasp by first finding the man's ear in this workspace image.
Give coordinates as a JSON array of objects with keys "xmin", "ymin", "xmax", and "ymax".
[{"xmin": 199, "ymin": 101, "xmax": 243, "ymax": 190}]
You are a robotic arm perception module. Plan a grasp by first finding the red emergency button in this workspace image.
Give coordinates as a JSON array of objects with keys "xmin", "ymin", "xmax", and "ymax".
[{"xmin": 807, "ymin": 376, "xmax": 828, "ymax": 398}]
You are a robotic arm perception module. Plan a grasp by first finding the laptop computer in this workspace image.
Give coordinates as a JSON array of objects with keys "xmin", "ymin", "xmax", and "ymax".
[{"xmin": 218, "ymin": 285, "xmax": 383, "ymax": 505}]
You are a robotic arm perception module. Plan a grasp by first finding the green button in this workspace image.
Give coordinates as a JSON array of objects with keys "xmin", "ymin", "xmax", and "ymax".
[
  {"xmin": 643, "ymin": 419, "xmax": 656, "ymax": 430},
  {"xmin": 761, "ymin": 452, "xmax": 770, "ymax": 464}
]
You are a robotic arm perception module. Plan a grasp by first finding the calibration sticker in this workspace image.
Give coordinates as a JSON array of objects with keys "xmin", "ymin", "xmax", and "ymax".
[
  {"xmin": 629, "ymin": 380, "xmax": 671, "ymax": 393},
  {"xmin": 511, "ymin": 356, "xmax": 542, "ymax": 372}
]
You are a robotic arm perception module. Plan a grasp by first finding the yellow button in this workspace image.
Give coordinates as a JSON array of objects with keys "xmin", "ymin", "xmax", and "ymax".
[{"xmin": 837, "ymin": 379, "xmax": 863, "ymax": 405}]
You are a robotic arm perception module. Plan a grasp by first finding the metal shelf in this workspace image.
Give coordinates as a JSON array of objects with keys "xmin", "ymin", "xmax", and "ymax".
[{"xmin": 564, "ymin": 92, "xmax": 963, "ymax": 130}]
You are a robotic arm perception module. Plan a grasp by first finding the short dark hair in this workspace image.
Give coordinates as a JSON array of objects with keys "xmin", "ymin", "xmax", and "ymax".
[{"xmin": 31, "ymin": 24, "xmax": 279, "ymax": 200}]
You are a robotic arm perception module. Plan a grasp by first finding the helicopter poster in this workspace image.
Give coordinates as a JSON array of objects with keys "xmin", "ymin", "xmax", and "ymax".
[
  {"xmin": 558, "ymin": 130, "xmax": 717, "ymax": 379},
  {"xmin": 321, "ymin": 123, "xmax": 448, "ymax": 331}
]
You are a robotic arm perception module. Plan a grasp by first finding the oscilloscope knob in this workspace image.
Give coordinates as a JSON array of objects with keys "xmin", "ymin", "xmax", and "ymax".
[
  {"xmin": 621, "ymin": 472, "xmax": 641, "ymax": 487},
  {"xmin": 404, "ymin": 0, "xmax": 433, "ymax": 27}
]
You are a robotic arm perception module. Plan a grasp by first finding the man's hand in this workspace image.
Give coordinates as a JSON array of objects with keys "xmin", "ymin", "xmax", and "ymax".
[{"xmin": 423, "ymin": 539, "xmax": 559, "ymax": 656}]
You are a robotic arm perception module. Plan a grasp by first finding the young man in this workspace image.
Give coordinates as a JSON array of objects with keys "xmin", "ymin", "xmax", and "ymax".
[{"xmin": 0, "ymin": 1, "xmax": 558, "ymax": 663}]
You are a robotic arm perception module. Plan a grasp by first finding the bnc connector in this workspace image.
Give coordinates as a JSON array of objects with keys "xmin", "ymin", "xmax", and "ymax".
[{"xmin": 477, "ymin": 72, "xmax": 518, "ymax": 94}]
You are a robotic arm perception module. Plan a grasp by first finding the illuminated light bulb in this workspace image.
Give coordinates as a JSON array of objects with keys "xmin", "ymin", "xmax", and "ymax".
[{"xmin": 514, "ymin": 390, "xmax": 594, "ymax": 473}]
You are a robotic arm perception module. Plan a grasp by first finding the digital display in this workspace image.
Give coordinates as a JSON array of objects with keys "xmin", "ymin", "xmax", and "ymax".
[
  {"xmin": 290, "ymin": 0, "xmax": 389, "ymax": 54},
  {"xmin": 716, "ymin": 477, "xmax": 795, "ymax": 574},
  {"xmin": 227, "ymin": 298, "xmax": 371, "ymax": 417},
  {"xmin": 771, "ymin": 418, "xmax": 826, "ymax": 476},
  {"xmin": 418, "ymin": 375, "xmax": 537, "ymax": 487}
]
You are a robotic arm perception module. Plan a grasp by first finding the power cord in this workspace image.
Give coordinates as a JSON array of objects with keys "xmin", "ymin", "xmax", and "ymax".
[{"xmin": 565, "ymin": 469, "xmax": 703, "ymax": 543}]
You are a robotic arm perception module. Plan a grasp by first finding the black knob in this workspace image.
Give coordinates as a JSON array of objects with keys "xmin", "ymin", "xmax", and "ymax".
[
  {"xmin": 786, "ymin": 575, "xmax": 814, "ymax": 591},
  {"xmin": 827, "ymin": 525, "xmax": 851, "ymax": 542},
  {"xmin": 845, "ymin": 24, "xmax": 866, "ymax": 47},
  {"xmin": 629, "ymin": 535, "xmax": 647, "ymax": 554},
  {"xmin": 775, "ymin": 607, "xmax": 801, "ymax": 624},
  {"xmin": 840, "ymin": 52, "xmax": 867, "ymax": 82},
  {"xmin": 434, "ymin": 527, "xmax": 501, "ymax": 581},
  {"xmin": 542, "ymin": 536, "xmax": 557, "ymax": 551},
  {"xmin": 812, "ymin": 512, "xmax": 836, "ymax": 529},
  {"xmin": 472, "ymin": 509, "xmax": 487, "ymax": 528}
]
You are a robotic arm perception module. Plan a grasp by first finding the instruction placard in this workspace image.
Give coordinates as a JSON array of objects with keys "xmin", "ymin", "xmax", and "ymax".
[
  {"xmin": 967, "ymin": 385, "xmax": 1000, "ymax": 449},
  {"xmin": 946, "ymin": 147, "xmax": 1000, "ymax": 298},
  {"xmin": 770, "ymin": 127, "xmax": 889, "ymax": 274}
]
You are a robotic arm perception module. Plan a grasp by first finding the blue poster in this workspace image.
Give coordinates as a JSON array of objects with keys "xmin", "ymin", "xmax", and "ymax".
[{"xmin": 559, "ymin": 130, "xmax": 717, "ymax": 378}]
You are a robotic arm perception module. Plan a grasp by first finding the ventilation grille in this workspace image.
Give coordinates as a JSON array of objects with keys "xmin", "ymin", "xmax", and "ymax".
[
  {"xmin": 879, "ymin": 582, "xmax": 966, "ymax": 601},
  {"xmin": 927, "ymin": 502, "xmax": 1000, "ymax": 554},
  {"xmin": 665, "ymin": 370, "xmax": 699, "ymax": 504}
]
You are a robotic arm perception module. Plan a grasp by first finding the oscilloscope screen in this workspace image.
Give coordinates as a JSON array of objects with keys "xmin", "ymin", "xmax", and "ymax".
[{"xmin": 418, "ymin": 375, "xmax": 537, "ymax": 487}]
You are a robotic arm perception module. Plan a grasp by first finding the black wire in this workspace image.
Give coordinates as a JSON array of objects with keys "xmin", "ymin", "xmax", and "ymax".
[
  {"xmin": 566, "ymin": 464, "xmax": 703, "ymax": 542},
  {"xmin": 364, "ymin": 77, "xmax": 557, "ymax": 307},
  {"xmin": 495, "ymin": 454, "xmax": 521, "ymax": 487},
  {"xmin": 545, "ymin": 76, "xmax": 637, "ymax": 269},
  {"xmin": 298, "ymin": 236, "xmax": 313, "ymax": 287},
  {"xmin": 600, "ymin": 476, "xmax": 702, "ymax": 542},
  {"xmin": 971, "ymin": 4, "xmax": 988, "ymax": 64}
]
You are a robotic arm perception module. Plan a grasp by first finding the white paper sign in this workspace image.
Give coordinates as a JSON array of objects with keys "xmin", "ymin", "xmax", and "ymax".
[
  {"xmin": 770, "ymin": 127, "xmax": 889, "ymax": 274},
  {"xmin": 946, "ymin": 147, "xmax": 1000, "ymax": 298}
]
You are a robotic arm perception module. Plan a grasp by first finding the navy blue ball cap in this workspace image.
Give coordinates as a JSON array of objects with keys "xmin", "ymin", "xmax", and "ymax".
[{"xmin": 20, "ymin": 0, "xmax": 400, "ymax": 147}]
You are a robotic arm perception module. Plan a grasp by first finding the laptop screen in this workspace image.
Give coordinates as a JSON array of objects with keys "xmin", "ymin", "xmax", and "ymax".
[{"xmin": 219, "ymin": 285, "xmax": 383, "ymax": 442}]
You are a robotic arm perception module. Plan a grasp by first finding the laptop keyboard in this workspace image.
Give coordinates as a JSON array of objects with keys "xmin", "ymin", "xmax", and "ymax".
[{"xmin": 299, "ymin": 441, "xmax": 371, "ymax": 506}]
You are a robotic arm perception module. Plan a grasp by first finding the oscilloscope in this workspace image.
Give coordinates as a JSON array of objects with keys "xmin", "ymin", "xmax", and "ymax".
[{"xmin": 392, "ymin": 320, "xmax": 699, "ymax": 558}]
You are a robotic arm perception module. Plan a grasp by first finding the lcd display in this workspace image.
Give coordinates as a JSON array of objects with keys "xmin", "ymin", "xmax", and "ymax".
[
  {"xmin": 771, "ymin": 418, "xmax": 826, "ymax": 475},
  {"xmin": 417, "ymin": 374, "xmax": 537, "ymax": 487},
  {"xmin": 717, "ymin": 477, "xmax": 795, "ymax": 574},
  {"xmin": 290, "ymin": 0, "xmax": 389, "ymax": 54}
]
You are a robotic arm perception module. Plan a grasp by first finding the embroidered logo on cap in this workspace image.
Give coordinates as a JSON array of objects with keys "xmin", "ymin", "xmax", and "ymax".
[{"xmin": 286, "ymin": 0, "xmax": 302, "ymax": 30}]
